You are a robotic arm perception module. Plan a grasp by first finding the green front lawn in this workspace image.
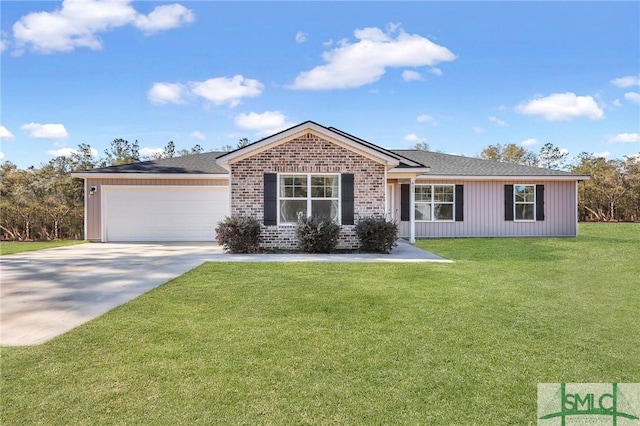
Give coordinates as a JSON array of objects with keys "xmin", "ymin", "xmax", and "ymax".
[
  {"xmin": 1, "ymin": 224, "xmax": 638, "ymax": 424},
  {"xmin": 0, "ymin": 240, "xmax": 86, "ymax": 255}
]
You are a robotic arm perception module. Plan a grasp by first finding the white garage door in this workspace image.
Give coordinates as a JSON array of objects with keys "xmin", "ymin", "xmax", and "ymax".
[{"xmin": 102, "ymin": 186, "xmax": 230, "ymax": 242}]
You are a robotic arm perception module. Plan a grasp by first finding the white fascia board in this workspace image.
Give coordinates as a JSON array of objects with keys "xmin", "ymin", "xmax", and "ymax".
[
  {"xmin": 415, "ymin": 174, "xmax": 590, "ymax": 181},
  {"xmin": 217, "ymin": 122, "xmax": 400, "ymax": 168},
  {"xmin": 388, "ymin": 167, "xmax": 431, "ymax": 175},
  {"xmin": 71, "ymin": 173, "xmax": 229, "ymax": 180}
]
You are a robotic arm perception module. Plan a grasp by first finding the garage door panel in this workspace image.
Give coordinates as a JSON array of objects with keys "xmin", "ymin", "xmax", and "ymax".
[{"xmin": 103, "ymin": 186, "xmax": 229, "ymax": 242}]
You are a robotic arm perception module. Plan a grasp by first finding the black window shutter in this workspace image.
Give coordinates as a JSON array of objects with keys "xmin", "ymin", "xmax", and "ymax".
[
  {"xmin": 455, "ymin": 185, "xmax": 464, "ymax": 221},
  {"xmin": 504, "ymin": 184, "xmax": 514, "ymax": 221},
  {"xmin": 341, "ymin": 174, "xmax": 354, "ymax": 225},
  {"xmin": 536, "ymin": 184, "xmax": 545, "ymax": 221},
  {"xmin": 264, "ymin": 173, "xmax": 277, "ymax": 225},
  {"xmin": 400, "ymin": 184, "xmax": 410, "ymax": 222}
]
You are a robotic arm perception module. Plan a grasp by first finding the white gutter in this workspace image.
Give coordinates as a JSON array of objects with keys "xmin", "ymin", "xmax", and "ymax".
[
  {"xmin": 414, "ymin": 174, "xmax": 590, "ymax": 181},
  {"xmin": 387, "ymin": 167, "xmax": 431, "ymax": 174},
  {"xmin": 71, "ymin": 173, "xmax": 229, "ymax": 179}
]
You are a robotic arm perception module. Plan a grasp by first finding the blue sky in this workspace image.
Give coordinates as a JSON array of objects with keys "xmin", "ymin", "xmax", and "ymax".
[{"xmin": 1, "ymin": 1, "xmax": 639, "ymax": 169}]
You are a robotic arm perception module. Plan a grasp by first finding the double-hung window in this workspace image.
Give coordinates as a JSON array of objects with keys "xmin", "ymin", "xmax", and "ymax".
[
  {"xmin": 415, "ymin": 184, "xmax": 455, "ymax": 221},
  {"xmin": 279, "ymin": 174, "xmax": 340, "ymax": 223},
  {"xmin": 514, "ymin": 184, "xmax": 535, "ymax": 221}
]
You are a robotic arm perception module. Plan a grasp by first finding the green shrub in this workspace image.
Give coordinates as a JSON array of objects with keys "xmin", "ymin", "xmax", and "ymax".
[
  {"xmin": 355, "ymin": 216, "xmax": 399, "ymax": 253},
  {"xmin": 215, "ymin": 216, "xmax": 261, "ymax": 253},
  {"xmin": 295, "ymin": 214, "xmax": 341, "ymax": 253}
]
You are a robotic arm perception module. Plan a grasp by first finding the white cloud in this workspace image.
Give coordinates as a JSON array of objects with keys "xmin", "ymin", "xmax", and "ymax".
[
  {"xmin": 11, "ymin": 0, "xmax": 194, "ymax": 54},
  {"xmin": 517, "ymin": 92, "xmax": 604, "ymax": 121},
  {"xmin": 0, "ymin": 32, "xmax": 9, "ymax": 53},
  {"xmin": 416, "ymin": 114, "xmax": 436, "ymax": 125},
  {"xmin": 147, "ymin": 82, "xmax": 188, "ymax": 105},
  {"xmin": 611, "ymin": 75, "xmax": 640, "ymax": 88},
  {"xmin": 609, "ymin": 133, "xmax": 640, "ymax": 144},
  {"xmin": 190, "ymin": 75, "xmax": 263, "ymax": 107},
  {"xmin": 139, "ymin": 147, "xmax": 164, "ymax": 158},
  {"xmin": 624, "ymin": 91, "xmax": 640, "ymax": 104},
  {"xmin": 322, "ymin": 39, "xmax": 333, "ymax": 47},
  {"xmin": 521, "ymin": 138, "xmax": 539, "ymax": 147},
  {"xmin": 402, "ymin": 70, "xmax": 423, "ymax": 82},
  {"xmin": 613, "ymin": 99, "xmax": 623, "ymax": 107},
  {"xmin": 0, "ymin": 125, "xmax": 15, "ymax": 140},
  {"xmin": 625, "ymin": 153, "xmax": 640, "ymax": 162},
  {"xmin": 190, "ymin": 131, "xmax": 206, "ymax": 140},
  {"xmin": 295, "ymin": 31, "xmax": 308, "ymax": 44},
  {"xmin": 428, "ymin": 67, "xmax": 443, "ymax": 76},
  {"xmin": 148, "ymin": 75, "xmax": 264, "ymax": 107},
  {"xmin": 289, "ymin": 25, "xmax": 456, "ymax": 90},
  {"xmin": 472, "ymin": 126, "xmax": 485, "ymax": 134},
  {"xmin": 134, "ymin": 4, "xmax": 194, "ymax": 35},
  {"xmin": 47, "ymin": 146, "xmax": 98, "ymax": 158},
  {"xmin": 403, "ymin": 133, "xmax": 425, "ymax": 143},
  {"xmin": 559, "ymin": 148, "xmax": 569, "ymax": 155},
  {"xmin": 21, "ymin": 123, "xmax": 68, "ymax": 139},
  {"xmin": 234, "ymin": 111, "xmax": 292, "ymax": 135},
  {"xmin": 489, "ymin": 116, "xmax": 508, "ymax": 127},
  {"xmin": 0, "ymin": 151, "xmax": 4, "ymax": 160},
  {"xmin": 593, "ymin": 151, "xmax": 611, "ymax": 158},
  {"xmin": 47, "ymin": 147, "xmax": 77, "ymax": 157}
]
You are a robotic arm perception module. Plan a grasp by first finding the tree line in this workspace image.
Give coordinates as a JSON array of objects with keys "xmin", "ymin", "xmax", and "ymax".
[{"xmin": 1, "ymin": 139, "xmax": 638, "ymax": 241}]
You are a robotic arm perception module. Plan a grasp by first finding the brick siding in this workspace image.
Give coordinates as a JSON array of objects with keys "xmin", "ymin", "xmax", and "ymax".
[{"xmin": 230, "ymin": 132, "xmax": 386, "ymax": 249}]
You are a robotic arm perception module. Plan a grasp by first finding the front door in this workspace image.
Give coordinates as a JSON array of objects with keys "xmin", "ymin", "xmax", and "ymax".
[{"xmin": 386, "ymin": 184, "xmax": 395, "ymax": 221}]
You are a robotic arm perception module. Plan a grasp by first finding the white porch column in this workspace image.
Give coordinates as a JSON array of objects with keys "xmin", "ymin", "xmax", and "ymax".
[{"xmin": 409, "ymin": 178, "xmax": 416, "ymax": 243}]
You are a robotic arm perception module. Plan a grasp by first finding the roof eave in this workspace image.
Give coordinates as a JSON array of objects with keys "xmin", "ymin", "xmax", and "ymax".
[
  {"xmin": 71, "ymin": 173, "xmax": 229, "ymax": 179},
  {"xmin": 415, "ymin": 174, "xmax": 590, "ymax": 181},
  {"xmin": 329, "ymin": 128, "xmax": 425, "ymax": 167},
  {"xmin": 388, "ymin": 167, "xmax": 431, "ymax": 174}
]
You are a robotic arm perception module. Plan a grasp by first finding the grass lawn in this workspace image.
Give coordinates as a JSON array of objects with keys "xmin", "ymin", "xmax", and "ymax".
[
  {"xmin": 0, "ymin": 240, "xmax": 86, "ymax": 255},
  {"xmin": 1, "ymin": 223, "xmax": 638, "ymax": 424}
]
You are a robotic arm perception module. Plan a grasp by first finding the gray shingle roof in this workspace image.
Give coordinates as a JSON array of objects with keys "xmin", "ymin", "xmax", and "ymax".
[
  {"xmin": 391, "ymin": 150, "xmax": 580, "ymax": 177},
  {"xmin": 82, "ymin": 151, "xmax": 228, "ymax": 174},
  {"xmin": 80, "ymin": 144, "xmax": 581, "ymax": 178}
]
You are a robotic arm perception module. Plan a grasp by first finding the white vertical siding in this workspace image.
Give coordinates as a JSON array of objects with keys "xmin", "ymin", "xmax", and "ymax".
[{"xmin": 396, "ymin": 179, "xmax": 578, "ymax": 238}]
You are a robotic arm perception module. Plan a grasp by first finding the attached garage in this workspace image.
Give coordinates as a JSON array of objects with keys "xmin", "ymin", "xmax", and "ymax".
[{"xmin": 101, "ymin": 185, "xmax": 229, "ymax": 242}]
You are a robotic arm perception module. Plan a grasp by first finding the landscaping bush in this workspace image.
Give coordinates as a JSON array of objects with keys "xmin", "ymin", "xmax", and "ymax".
[
  {"xmin": 295, "ymin": 214, "xmax": 341, "ymax": 253},
  {"xmin": 355, "ymin": 216, "xmax": 399, "ymax": 253},
  {"xmin": 215, "ymin": 216, "xmax": 261, "ymax": 253}
]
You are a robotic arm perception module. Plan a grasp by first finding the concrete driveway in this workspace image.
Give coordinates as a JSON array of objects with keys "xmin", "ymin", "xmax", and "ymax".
[{"xmin": 1, "ymin": 243, "xmax": 221, "ymax": 346}]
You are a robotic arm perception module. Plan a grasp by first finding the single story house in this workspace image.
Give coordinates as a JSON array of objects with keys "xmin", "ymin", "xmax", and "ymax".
[{"xmin": 72, "ymin": 121, "xmax": 589, "ymax": 248}]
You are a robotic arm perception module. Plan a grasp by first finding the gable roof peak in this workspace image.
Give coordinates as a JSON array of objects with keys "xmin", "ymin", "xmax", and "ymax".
[{"xmin": 216, "ymin": 121, "xmax": 402, "ymax": 169}]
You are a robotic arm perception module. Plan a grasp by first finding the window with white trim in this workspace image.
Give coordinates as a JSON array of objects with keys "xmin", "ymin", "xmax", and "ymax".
[
  {"xmin": 415, "ymin": 184, "xmax": 455, "ymax": 221},
  {"xmin": 279, "ymin": 174, "xmax": 340, "ymax": 223},
  {"xmin": 514, "ymin": 184, "xmax": 535, "ymax": 220}
]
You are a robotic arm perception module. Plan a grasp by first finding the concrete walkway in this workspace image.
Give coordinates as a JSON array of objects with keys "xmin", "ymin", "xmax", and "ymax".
[
  {"xmin": 0, "ymin": 241, "xmax": 449, "ymax": 346},
  {"xmin": 215, "ymin": 239, "xmax": 450, "ymax": 262}
]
